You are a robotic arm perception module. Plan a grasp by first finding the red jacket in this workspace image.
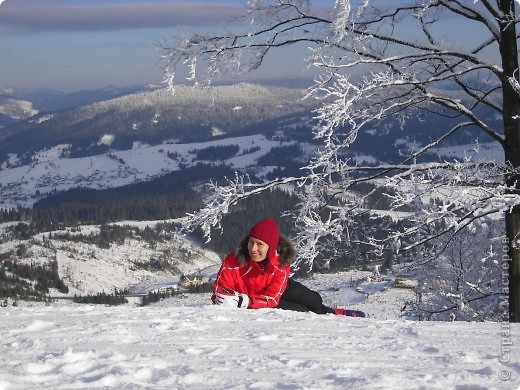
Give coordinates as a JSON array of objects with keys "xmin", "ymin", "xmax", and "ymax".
[{"xmin": 212, "ymin": 252, "xmax": 290, "ymax": 309}]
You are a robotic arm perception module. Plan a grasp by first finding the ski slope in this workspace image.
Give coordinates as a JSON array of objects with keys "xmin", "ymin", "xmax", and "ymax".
[{"xmin": 0, "ymin": 272, "xmax": 518, "ymax": 390}]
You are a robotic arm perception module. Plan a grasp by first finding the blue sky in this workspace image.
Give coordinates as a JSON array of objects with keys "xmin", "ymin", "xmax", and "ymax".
[
  {"xmin": 0, "ymin": 0, "xmax": 257, "ymax": 91},
  {"xmin": 0, "ymin": 0, "xmax": 493, "ymax": 93}
]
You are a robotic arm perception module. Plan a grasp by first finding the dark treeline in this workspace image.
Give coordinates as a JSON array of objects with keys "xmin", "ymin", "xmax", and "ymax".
[
  {"xmin": 0, "ymin": 207, "xmax": 27, "ymax": 222},
  {"xmin": 26, "ymin": 164, "xmax": 236, "ymax": 225},
  {"xmin": 73, "ymin": 290, "xmax": 129, "ymax": 305},
  {"xmin": 141, "ymin": 282, "xmax": 212, "ymax": 306},
  {"xmin": 192, "ymin": 144, "xmax": 240, "ymax": 161},
  {"xmin": 198, "ymin": 189, "xmax": 299, "ymax": 257},
  {"xmin": 141, "ymin": 290, "xmax": 172, "ymax": 306},
  {"xmin": 41, "ymin": 188, "xmax": 300, "ymax": 259},
  {"xmin": 257, "ymin": 144, "xmax": 304, "ymax": 166},
  {"xmin": 188, "ymin": 281, "xmax": 213, "ymax": 293},
  {"xmin": 50, "ymin": 223, "xmax": 167, "ymax": 249},
  {"xmin": 0, "ymin": 255, "xmax": 69, "ymax": 301},
  {"xmin": 258, "ymin": 144, "xmax": 308, "ymax": 180}
]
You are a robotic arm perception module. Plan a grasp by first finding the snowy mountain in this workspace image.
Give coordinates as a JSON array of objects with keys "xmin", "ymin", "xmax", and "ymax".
[
  {"xmin": 0, "ymin": 220, "xmax": 219, "ymax": 296},
  {"xmin": 0, "ymin": 96, "xmax": 38, "ymax": 127},
  {"xmin": 0, "ymin": 127, "xmax": 504, "ymax": 211},
  {"xmin": 0, "ymin": 84, "xmax": 162, "ymax": 115},
  {"xmin": 0, "ymin": 80, "xmax": 505, "ymax": 211},
  {"xmin": 0, "ymin": 83, "xmax": 314, "ymax": 163}
]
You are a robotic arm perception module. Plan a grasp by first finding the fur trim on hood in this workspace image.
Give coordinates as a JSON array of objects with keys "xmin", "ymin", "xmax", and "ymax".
[{"xmin": 235, "ymin": 234, "xmax": 296, "ymax": 267}]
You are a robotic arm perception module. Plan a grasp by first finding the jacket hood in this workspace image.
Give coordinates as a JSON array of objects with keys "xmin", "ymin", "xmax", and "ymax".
[{"xmin": 235, "ymin": 233, "xmax": 296, "ymax": 267}]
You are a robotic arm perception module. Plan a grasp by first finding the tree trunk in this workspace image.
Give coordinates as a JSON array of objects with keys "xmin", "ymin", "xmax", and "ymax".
[
  {"xmin": 499, "ymin": 0, "xmax": 520, "ymax": 322},
  {"xmin": 506, "ymin": 210, "xmax": 520, "ymax": 322}
]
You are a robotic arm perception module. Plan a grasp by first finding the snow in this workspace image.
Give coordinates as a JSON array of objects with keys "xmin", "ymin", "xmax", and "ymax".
[
  {"xmin": 0, "ymin": 269, "xmax": 518, "ymax": 389},
  {"xmin": 0, "ymin": 134, "xmax": 298, "ymax": 209},
  {"xmin": 6, "ymin": 223, "xmax": 222, "ymax": 296},
  {"xmin": 0, "ymin": 98, "xmax": 38, "ymax": 120},
  {"xmin": 211, "ymin": 126, "xmax": 225, "ymax": 136},
  {"xmin": 391, "ymin": 138, "xmax": 504, "ymax": 164},
  {"xmin": 98, "ymin": 134, "xmax": 115, "ymax": 146},
  {"xmin": 0, "ymin": 220, "xmax": 518, "ymax": 388},
  {"xmin": 433, "ymin": 142, "xmax": 505, "ymax": 163}
]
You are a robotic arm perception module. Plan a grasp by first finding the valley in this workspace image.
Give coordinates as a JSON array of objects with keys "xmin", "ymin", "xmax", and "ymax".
[{"xmin": 0, "ymin": 81, "xmax": 506, "ymax": 323}]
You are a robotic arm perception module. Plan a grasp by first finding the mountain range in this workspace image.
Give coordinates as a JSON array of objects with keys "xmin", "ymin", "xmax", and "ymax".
[
  {"xmin": 0, "ymin": 80, "xmax": 504, "ymax": 211},
  {"xmin": 0, "ymin": 82, "xmax": 315, "ymax": 164},
  {"xmin": 0, "ymin": 81, "xmax": 508, "ymax": 329}
]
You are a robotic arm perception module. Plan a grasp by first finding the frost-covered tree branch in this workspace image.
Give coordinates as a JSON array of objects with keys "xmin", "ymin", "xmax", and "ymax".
[
  {"xmin": 404, "ymin": 222, "xmax": 503, "ymax": 321},
  {"xmin": 179, "ymin": 173, "xmax": 306, "ymax": 240},
  {"xmin": 160, "ymin": 0, "xmax": 520, "ymax": 321}
]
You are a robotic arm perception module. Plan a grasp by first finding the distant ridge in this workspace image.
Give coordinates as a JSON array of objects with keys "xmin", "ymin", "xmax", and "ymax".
[{"xmin": 0, "ymin": 82, "xmax": 315, "ymax": 162}]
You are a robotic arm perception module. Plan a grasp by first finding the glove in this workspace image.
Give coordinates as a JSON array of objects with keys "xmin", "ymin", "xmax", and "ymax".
[{"xmin": 215, "ymin": 291, "xmax": 250, "ymax": 308}]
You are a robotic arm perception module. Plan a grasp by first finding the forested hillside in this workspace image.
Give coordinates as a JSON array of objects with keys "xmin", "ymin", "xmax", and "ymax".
[
  {"xmin": 0, "ymin": 83, "xmax": 315, "ymax": 164},
  {"xmin": 29, "ymin": 164, "xmax": 233, "ymax": 224}
]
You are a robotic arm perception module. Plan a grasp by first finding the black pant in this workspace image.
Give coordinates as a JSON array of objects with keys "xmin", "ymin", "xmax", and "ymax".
[{"xmin": 276, "ymin": 278, "xmax": 335, "ymax": 314}]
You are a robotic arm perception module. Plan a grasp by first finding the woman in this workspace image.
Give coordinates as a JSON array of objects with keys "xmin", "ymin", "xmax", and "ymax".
[{"xmin": 212, "ymin": 218, "xmax": 360, "ymax": 315}]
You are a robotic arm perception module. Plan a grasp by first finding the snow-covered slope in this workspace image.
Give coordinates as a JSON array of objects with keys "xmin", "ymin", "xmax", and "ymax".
[
  {"xmin": 1, "ymin": 219, "xmax": 517, "ymax": 389},
  {"xmin": 0, "ymin": 83, "xmax": 313, "ymax": 161},
  {"xmin": 0, "ymin": 97, "xmax": 38, "ymax": 121},
  {"xmin": 0, "ymin": 130, "xmax": 504, "ymax": 211},
  {"xmin": 0, "ymin": 220, "xmax": 221, "ymax": 296},
  {"xmin": 0, "ymin": 275, "xmax": 518, "ymax": 389},
  {"xmin": 0, "ymin": 134, "xmax": 298, "ymax": 208}
]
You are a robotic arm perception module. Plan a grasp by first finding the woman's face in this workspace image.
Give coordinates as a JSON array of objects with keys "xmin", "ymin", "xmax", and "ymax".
[{"xmin": 248, "ymin": 237, "xmax": 269, "ymax": 262}]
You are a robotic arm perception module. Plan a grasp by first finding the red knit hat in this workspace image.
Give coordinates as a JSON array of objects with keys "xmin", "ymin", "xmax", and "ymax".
[{"xmin": 249, "ymin": 218, "xmax": 279, "ymax": 260}]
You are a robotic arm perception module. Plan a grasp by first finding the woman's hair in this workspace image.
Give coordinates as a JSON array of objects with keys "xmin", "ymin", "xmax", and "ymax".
[{"xmin": 235, "ymin": 233, "xmax": 296, "ymax": 267}]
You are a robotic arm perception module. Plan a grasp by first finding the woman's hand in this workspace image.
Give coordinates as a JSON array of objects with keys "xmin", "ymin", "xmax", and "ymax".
[{"xmin": 215, "ymin": 291, "xmax": 250, "ymax": 308}]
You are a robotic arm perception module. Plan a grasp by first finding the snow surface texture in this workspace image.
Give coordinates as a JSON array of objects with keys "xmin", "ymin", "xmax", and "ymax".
[{"xmin": 1, "ymin": 273, "xmax": 519, "ymax": 390}]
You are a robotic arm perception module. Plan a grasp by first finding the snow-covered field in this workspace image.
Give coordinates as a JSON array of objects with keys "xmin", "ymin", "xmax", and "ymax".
[
  {"xmin": 0, "ymin": 134, "xmax": 298, "ymax": 209},
  {"xmin": 0, "ymin": 128, "xmax": 504, "ymax": 210},
  {"xmin": 1, "ymin": 270, "xmax": 518, "ymax": 390}
]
